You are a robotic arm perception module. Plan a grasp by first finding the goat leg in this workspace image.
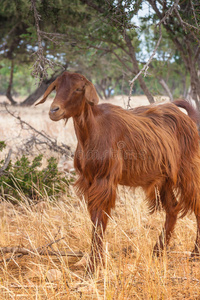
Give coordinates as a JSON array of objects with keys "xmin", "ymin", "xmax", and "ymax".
[
  {"xmin": 87, "ymin": 225, "xmax": 104, "ymax": 273},
  {"xmin": 86, "ymin": 208, "xmax": 109, "ymax": 273},
  {"xmin": 191, "ymin": 214, "xmax": 200, "ymax": 258},
  {"xmin": 153, "ymin": 186, "xmax": 178, "ymax": 255},
  {"xmin": 85, "ymin": 180, "xmax": 117, "ymax": 272},
  {"xmin": 153, "ymin": 210, "xmax": 178, "ymax": 255}
]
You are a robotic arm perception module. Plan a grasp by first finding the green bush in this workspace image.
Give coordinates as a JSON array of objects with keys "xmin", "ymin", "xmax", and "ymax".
[
  {"xmin": 0, "ymin": 141, "xmax": 6, "ymax": 152},
  {"xmin": 0, "ymin": 142, "xmax": 73, "ymax": 202}
]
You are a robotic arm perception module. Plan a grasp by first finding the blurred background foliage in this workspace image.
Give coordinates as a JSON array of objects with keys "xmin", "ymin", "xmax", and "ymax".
[{"xmin": 0, "ymin": 0, "xmax": 199, "ymax": 106}]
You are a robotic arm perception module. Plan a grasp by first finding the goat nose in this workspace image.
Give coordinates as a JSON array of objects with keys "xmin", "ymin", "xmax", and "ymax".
[{"xmin": 50, "ymin": 106, "xmax": 60, "ymax": 113}]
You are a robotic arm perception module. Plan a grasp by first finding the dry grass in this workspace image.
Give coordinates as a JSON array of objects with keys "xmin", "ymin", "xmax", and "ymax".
[
  {"xmin": 0, "ymin": 187, "xmax": 199, "ymax": 299},
  {"xmin": 0, "ymin": 95, "xmax": 200, "ymax": 299}
]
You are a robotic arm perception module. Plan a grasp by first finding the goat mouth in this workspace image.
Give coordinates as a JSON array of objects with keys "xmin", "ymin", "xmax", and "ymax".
[{"xmin": 49, "ymin": 111, "xmax": 65, "ymax": 121}]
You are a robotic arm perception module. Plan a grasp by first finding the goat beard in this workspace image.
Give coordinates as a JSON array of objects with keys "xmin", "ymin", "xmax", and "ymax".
[{"xmin": 64, "ymin": 118, "xmax": 68, "ymax": 125}]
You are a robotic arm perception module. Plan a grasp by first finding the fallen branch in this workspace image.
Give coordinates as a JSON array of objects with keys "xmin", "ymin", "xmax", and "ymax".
[
  {"xmin": 0, "ymin": 237, "xmax": 83, "ymax": 264},
  {"xmin": 0, "ymin": 227, "xmax": 83, "ymax": 264},
  {"xmin": 4, "ymin": 105, "xmax": 72, "ymax": 156},
  {"xmin": 0, "ymin": 247, "xmax": 83, "ymax": 257}
]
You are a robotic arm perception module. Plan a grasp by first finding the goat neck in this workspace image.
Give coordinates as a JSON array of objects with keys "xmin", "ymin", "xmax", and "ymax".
[{"xmin": 73, "ymin": 99, "xmax": 98, "ymax": 146}]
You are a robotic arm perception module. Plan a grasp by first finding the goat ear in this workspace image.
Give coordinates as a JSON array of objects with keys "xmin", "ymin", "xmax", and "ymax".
[
  {"xmin": 85, "ymin": 82, "xmax": 99, "ymax": 105},
  {"xmin": 35, "ymin": 79, "xmax": 57, "ymax": 106}
]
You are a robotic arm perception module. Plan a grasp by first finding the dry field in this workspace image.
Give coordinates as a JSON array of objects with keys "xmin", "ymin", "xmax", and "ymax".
[{"xmin": 0, "ymin": 95, "xmax": 200, "ymax": 299}]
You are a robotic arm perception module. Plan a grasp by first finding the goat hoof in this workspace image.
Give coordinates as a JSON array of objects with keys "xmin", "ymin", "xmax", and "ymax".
[
  {"xmin": 153, "ymin": 250, "xmax": 163, "ymax": 258},
  {"xmin": 190, "ymin": 248, "xmax": 200, "ymax": 261},
  {"xmin": 153, "ymin": 244, "xmax": 164, "ymax": 257}
]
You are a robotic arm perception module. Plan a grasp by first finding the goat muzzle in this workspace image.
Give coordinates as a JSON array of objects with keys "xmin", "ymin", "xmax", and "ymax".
[{"xmin": 49, "ymin": 105, "xmax": 65, "ymax": 121}]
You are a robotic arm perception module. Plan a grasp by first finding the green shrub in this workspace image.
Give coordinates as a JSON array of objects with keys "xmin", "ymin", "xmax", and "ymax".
[
  {"xmin": 0, "ymin": 141, "xmax": 6, "ymax": 152},
  {"xmin": 0, "ymin": 142, "xmax": 73, "ymax": 202}
]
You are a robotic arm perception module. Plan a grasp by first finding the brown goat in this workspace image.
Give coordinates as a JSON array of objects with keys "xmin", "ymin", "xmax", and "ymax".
[{"xmin": 36, "ymin": 71, "xmax": 200, "ymax": 271}]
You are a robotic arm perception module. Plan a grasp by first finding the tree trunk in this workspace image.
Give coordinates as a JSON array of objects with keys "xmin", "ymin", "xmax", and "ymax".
[
  {"xmin": 137, "ymin": 76, "xmax": 155, "ymax": 103},
  {"xmin": 94, "ymin": 84, "xmax": 104, "ymax": 99},
  {"xmin": 20, "ymin": 77, "xmax": 56, "ymax": 106},
  {"xmin": 124, "ymin": 32, "xmax": 155, "ymax": 104},
  {"xmin": 182, "ymin": 76, "xmax": 187, "ymax": 98},
  {"xmin": 189, "ymin": 67, "xmax": 200, "ymax": 111},
  {"xmin": 20, "ymin": 65, "xmax": 68, "ymax": 106},
  {"xmin": 6, "ymin": 60, "xmax": 17, "ymax": 105},
  {"xmin": 147, "ymin": 0, "xmax": 200, "ymax": 110},
  {"xmin": 159, "ymin": 78, "xmax": 173, "ymax": 102}
]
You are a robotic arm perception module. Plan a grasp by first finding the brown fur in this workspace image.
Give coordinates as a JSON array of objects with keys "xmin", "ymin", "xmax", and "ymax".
[
  {"xmin": 37, "ymin": 72, "xmax": 200, "ymax": 271},
  {"xmin": 173, "ymin": 99, "xmax": 200, "ymax": 124}
]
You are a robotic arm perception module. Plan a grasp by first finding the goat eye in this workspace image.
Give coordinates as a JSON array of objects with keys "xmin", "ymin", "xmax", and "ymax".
[{"xmin": 75, "ymin": 88, "xmax": 83, "ymax": 92}]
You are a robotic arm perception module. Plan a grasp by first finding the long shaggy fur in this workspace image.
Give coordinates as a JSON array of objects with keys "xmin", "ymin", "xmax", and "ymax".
[
  {"xmin": 38, "ymin": 71, "xmax": 200, "ymax": 270},
  {"xmin": 130, "ymin": 103, "xmax": 200, "ymax": 216},
  {"xmin": 74, "ymin": 102, "xmax": 200, "ymax": 217}
]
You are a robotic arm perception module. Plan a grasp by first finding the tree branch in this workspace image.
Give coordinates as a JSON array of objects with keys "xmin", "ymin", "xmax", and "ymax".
[
  {"xmin": 30, "ymin": 0, "xmax": 63, "ymax": 83},
  {"xmin": 6, "ymin": 60, "xmax": 17, "ymax": 105},
  {"xmin": 4, "ymin": 105, "xmax": 71, "ymax": 156},
  {"xmin": 0, "ymin": 149, "xmax": 12, "ymax": 176},
  {"xmin": 174, "ymin": 7, "xmax": 200, "ymax": 32},
  {"xmin": 0, "ymin": 247, "xmax": 83, "ymax": 257},
  {"xmin": 147, "ymin": 0, "xmax": 190, "ymax": 68},
  {"xmin": 0, "ymin": 226, "xmax": 83, "ymax": 264},
  {"xmin": 127, "ymin": 24, "xmax": 162, "ymax": 107},
  {"xmin": 159, "ymin": 78, "xmax": 173, "ymax": 101}
]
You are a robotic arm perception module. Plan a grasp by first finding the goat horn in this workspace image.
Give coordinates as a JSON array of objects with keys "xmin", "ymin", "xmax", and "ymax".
[{"xmin": 35, "ymin": 79, "xmax": 58, "ymax": 106}]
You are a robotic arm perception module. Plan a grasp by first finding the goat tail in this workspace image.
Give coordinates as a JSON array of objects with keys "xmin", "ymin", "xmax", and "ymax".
[{"xmin": 173, "ymin": 99, "xmax": 200, "ymax": 125}]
